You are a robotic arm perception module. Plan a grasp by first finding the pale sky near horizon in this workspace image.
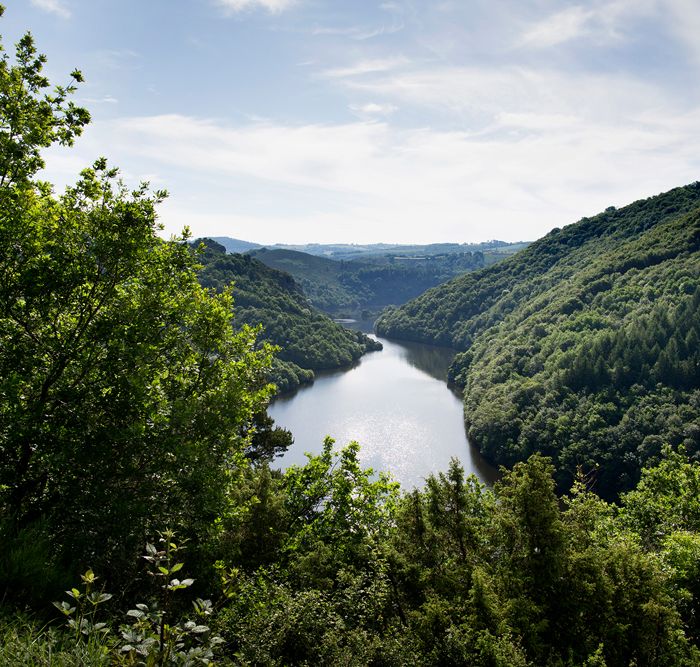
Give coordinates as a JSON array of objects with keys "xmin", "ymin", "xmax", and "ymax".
[{"xmin": 4, "ymin": 0, "xmax": 700, "ymax": 244}]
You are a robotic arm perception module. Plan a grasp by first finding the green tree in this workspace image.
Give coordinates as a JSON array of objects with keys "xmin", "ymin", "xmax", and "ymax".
[
  {"xmin": 0, "ymin": 4, "xmax": 89, "ymax": 189},
  {"xmin": 0, "ymin": 17, "xmax": 275, "ymax": 596}
]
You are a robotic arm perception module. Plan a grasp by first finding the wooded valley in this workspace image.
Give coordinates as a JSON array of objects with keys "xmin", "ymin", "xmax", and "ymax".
[{"xmin": 1, "ymin": 9, "xmax": 700, "ymax": 666}]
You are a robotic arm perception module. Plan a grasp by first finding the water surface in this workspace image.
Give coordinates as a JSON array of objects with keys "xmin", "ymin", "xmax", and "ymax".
[{"xmin": 271, "ymin": 335, "xmax": 498, "ymax": 489}]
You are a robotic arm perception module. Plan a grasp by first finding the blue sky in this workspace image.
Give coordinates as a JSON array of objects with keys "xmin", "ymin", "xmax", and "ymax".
[{"xmin": 4, "ymin": 0, "xmax": 700, "ymax": 243}]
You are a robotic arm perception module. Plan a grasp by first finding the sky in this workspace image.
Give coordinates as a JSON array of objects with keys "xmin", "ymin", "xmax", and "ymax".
[{"xmin": 4, "ymin": 0, "xmax": 700, "ymax": 244}]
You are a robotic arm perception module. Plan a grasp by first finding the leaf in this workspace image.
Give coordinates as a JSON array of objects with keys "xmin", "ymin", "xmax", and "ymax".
[
  {"xmin": 81, "ymin": 569, "xmax": 97, "ymax": 584},
  {"xmin": 52, "ymin": 600, "xmax": 74, "ymax": 616}
]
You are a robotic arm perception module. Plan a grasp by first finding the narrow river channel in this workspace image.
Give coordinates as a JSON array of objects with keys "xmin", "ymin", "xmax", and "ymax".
[{"xmin": 270, "ymin": 334, "xmax": 498, "ymax": 489}]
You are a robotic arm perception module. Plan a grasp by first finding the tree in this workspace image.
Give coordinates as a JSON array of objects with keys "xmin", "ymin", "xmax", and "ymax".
[
  {"xmin": 0, "ymin": 4, "xmax": 89, "ymax": 190},
  {"xmin": 0, "ymin": 16, "xmax": 275, "ymax": 596}
]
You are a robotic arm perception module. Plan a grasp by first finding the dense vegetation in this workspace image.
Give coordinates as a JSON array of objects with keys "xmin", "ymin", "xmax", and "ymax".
[
  {"xmin": 377, "ymin": 187, "xmax": 700, "ymax": 497},
  {"xmin": 3, "ymin": 12, "xmax": 700, "ymax": 666},
  {"xmin": 5, "ymin": 445, "xmax": 700, "ymax": 666},
  {"xmin": 0, "ymin": 18, "xmax": 277, "ymax": 602},
  {"xmin": 248, "ymin": 247, "xmax": 488, "ymax": 317},
  {"xmin": 195, "ymin": 239, "xmax": 381, "ymax": 393}
]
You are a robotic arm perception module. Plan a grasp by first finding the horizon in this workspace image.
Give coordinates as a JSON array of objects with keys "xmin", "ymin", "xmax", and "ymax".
[
  {"xmin": 4, "ymin": 1, "xmax": 700, "ymax": 244},
  {"xmin": 206, "ymin": 235, "xmax": 530, "ymax": 246}
]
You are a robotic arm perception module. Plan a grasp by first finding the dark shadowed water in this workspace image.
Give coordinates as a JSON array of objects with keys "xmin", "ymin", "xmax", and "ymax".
[{"xmin": 270, "ymin": 334, "xmax": 498, "ymax": 489}]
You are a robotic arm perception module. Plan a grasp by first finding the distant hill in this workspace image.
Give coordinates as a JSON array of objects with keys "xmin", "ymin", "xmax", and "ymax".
[
  {"xmin": 269, "ymin": 240, "xmax": 529, "ymax": 261},
  {"xmin": 210, "ymin": 237, "xmax": 528, "ymax": 261},
  {"xmin": 209, "ymin": 236, "xmax": 262, "ymax": 254},
  {"xmin": 377, "ymin": 184, "xmax": 700, "ymax": 497},
  {"xmin": 247, "ymin": 246, "xmax": 514, "ymax": 317},
  {"xmin": 206, "ymin": 238, "xmax": 528, "ymax": 317},
  {"xmin": 194, "ymin": 239, "xmax": 381, "ymax": 393}
]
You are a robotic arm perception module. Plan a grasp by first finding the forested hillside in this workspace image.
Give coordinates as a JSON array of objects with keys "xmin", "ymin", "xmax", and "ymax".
[
  {"xmin": 195, "ymin": 240, "xmax": 381, "ymax": 393},
  {"xmin": 377, "ymin": 186, "xmax": 700, "ymax": 496},
  {"xmin": 249, "ymin": 246, "xmax": 487, "ymax": 316}
]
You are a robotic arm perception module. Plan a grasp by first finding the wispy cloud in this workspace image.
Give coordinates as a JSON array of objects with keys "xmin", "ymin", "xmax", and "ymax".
[
  {"xmin": 519, "ymin": 6, "xmax": 592, "ymax": 48},
  {"xmin": 349, "ymin": 102, "xmax": 398, "ymax": 118},
  {"xmin": 311, "ymin": 23, "xmax": 404, "ymax": 40},
  {"xmin": 43, "ymin": 106, "xmax": 700, "ymax": 243},
  {"xmin": 30, "ymin": 0, "xmax": 70, "ymax": 19},
  {"xmin": 29, "ymin": 0, "xmax": 700, "ymax": 245},
  {"xmin": 311, "ymin": 2, "xmax": 404, "ymax": 42},
  {"xmin": 215, "ymin": 0, "xmax": 295, "ymax": 14},
  {"xmin": 79, "ymin": 95, "xmax": 119, "ymax": 105},
  {"xmin": 339, "ymin": 64, "xmax": 663, "ymax": 124},
  {"xmin": 517, "ymin": 0, "xmax": 658, "ymax": 49},
  {"xmin": 321, "ymin": 57, "xmax": 410, "ymax": 79}
]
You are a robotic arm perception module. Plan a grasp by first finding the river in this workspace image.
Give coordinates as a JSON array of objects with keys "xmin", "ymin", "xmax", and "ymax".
[{"xmin": 269, "ymin": 333, "xmax": 498, "ymax": 489}]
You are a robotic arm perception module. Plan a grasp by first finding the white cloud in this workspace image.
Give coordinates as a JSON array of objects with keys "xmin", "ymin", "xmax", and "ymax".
[
  {"xmin": 79, "ymin": 95, "xmax": 119, "ymax": 105},
  {"xmin": 30, "ymin": 0, "xmax": 70, "ymax": 19},
  {"xmin": 311, "ymin": 2, "xmax": 404, "ymax": 41},
  {"xmin": 516, "ymin": 0, "xmax": 661, "ymax": 50},
  {"xmin": 41, "ymin": 104, "xmax": 700, "ymax": 244},
  {"xmin": 215, "ymin": 0, "xmax": 295, "ymax": 14},
  {"xmin": 321, "ymin": 57, "xmax": 410, "ymax": 79},
  {"xmin": 519, "ymin": 6, "xmax": 593, "ymax": 48},
  {"xmin": 33, "ymin": 0, "xmax": 700, "ymax": 245},
  {"xmin": 338, "ymin": 64, "xmax": 665, "ymax": 125},
  {"xmin": 349, "ymin": 102, "xmax": 398, "ymax": 117}
]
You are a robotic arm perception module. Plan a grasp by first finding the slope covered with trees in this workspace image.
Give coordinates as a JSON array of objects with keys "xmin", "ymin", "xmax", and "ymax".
[
  {"xmin": 377, "ymin": 187, "xmax": 700, "ymax": 496},
  {"xmin": 249, "ymin": 246, "xmax": 488, "ymax": 317},
  {"xmin": 195, "ymin": 240, "xmax": 381, "ymax": 393}
]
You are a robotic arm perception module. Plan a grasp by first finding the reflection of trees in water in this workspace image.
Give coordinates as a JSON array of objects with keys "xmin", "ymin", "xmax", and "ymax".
[
  {"xmin": 335, "ymin": 323, "xmax": 457, "ymax": 381},
  {"xmin": 395, "ymin": 340, "xmax": 456, "ymax": 382}
]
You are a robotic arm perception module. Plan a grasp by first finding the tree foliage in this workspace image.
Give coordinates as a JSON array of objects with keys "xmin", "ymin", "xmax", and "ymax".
[
  {"xmin": 0, "ymin": 24, "xmax": 274, "ymax": 594},
  {"xmin": 211, "ymin": 450, "xmax": 700, "ymax": 666},
  {"xmin": 0, "ymin": 4, "xmax": 89, "ymax": 189}
]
